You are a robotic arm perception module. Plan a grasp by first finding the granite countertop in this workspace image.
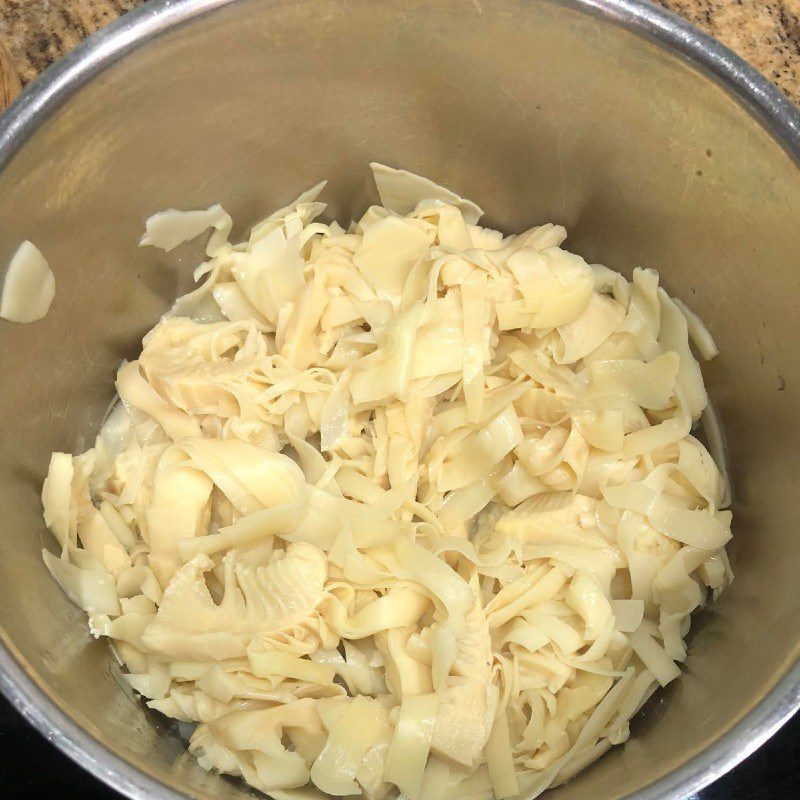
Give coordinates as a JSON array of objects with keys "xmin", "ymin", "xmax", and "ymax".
[{"xmin": 0, "ymin": 0, "xmax": 799, "ymax": 105}]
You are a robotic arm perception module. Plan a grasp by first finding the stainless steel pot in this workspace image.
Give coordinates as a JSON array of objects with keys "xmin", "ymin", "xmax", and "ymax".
[{"xmin": 0, "ymin": 1, "xmax": 798, "ymax": 798}]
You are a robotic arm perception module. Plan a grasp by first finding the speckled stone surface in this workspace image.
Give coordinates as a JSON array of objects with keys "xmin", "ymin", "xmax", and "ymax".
[
  {"xmin": 657, "ymin": 0, "xmax": 800, "ymax": 99},
  {"xmin": 0, "ymin": 0, "xmax": 798, "ymax": 106},
  {"xmin": 0, "ymin": 0, "xmax": 140, "ymax": 84}
]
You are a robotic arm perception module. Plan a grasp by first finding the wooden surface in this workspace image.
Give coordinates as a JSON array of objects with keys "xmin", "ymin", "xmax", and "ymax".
[
  {"xmin": 0, "ymin": 0, "xmax": 799, "ymax": 108},
  {"xmin": 0, "ymin": 38, "xmax": 19, "ymax": 107}
]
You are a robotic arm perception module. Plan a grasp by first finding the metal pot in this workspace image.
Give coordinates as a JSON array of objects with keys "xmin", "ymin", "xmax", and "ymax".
[{"xmin": 0, "ymin": 1, "xmax": 798, "ymax": 798}]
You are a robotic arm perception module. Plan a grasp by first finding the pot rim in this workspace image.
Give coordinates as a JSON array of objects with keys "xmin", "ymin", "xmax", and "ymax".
[{"xmin": 0, "ymin": 2, "xmax": 798, "ymax": 799}]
